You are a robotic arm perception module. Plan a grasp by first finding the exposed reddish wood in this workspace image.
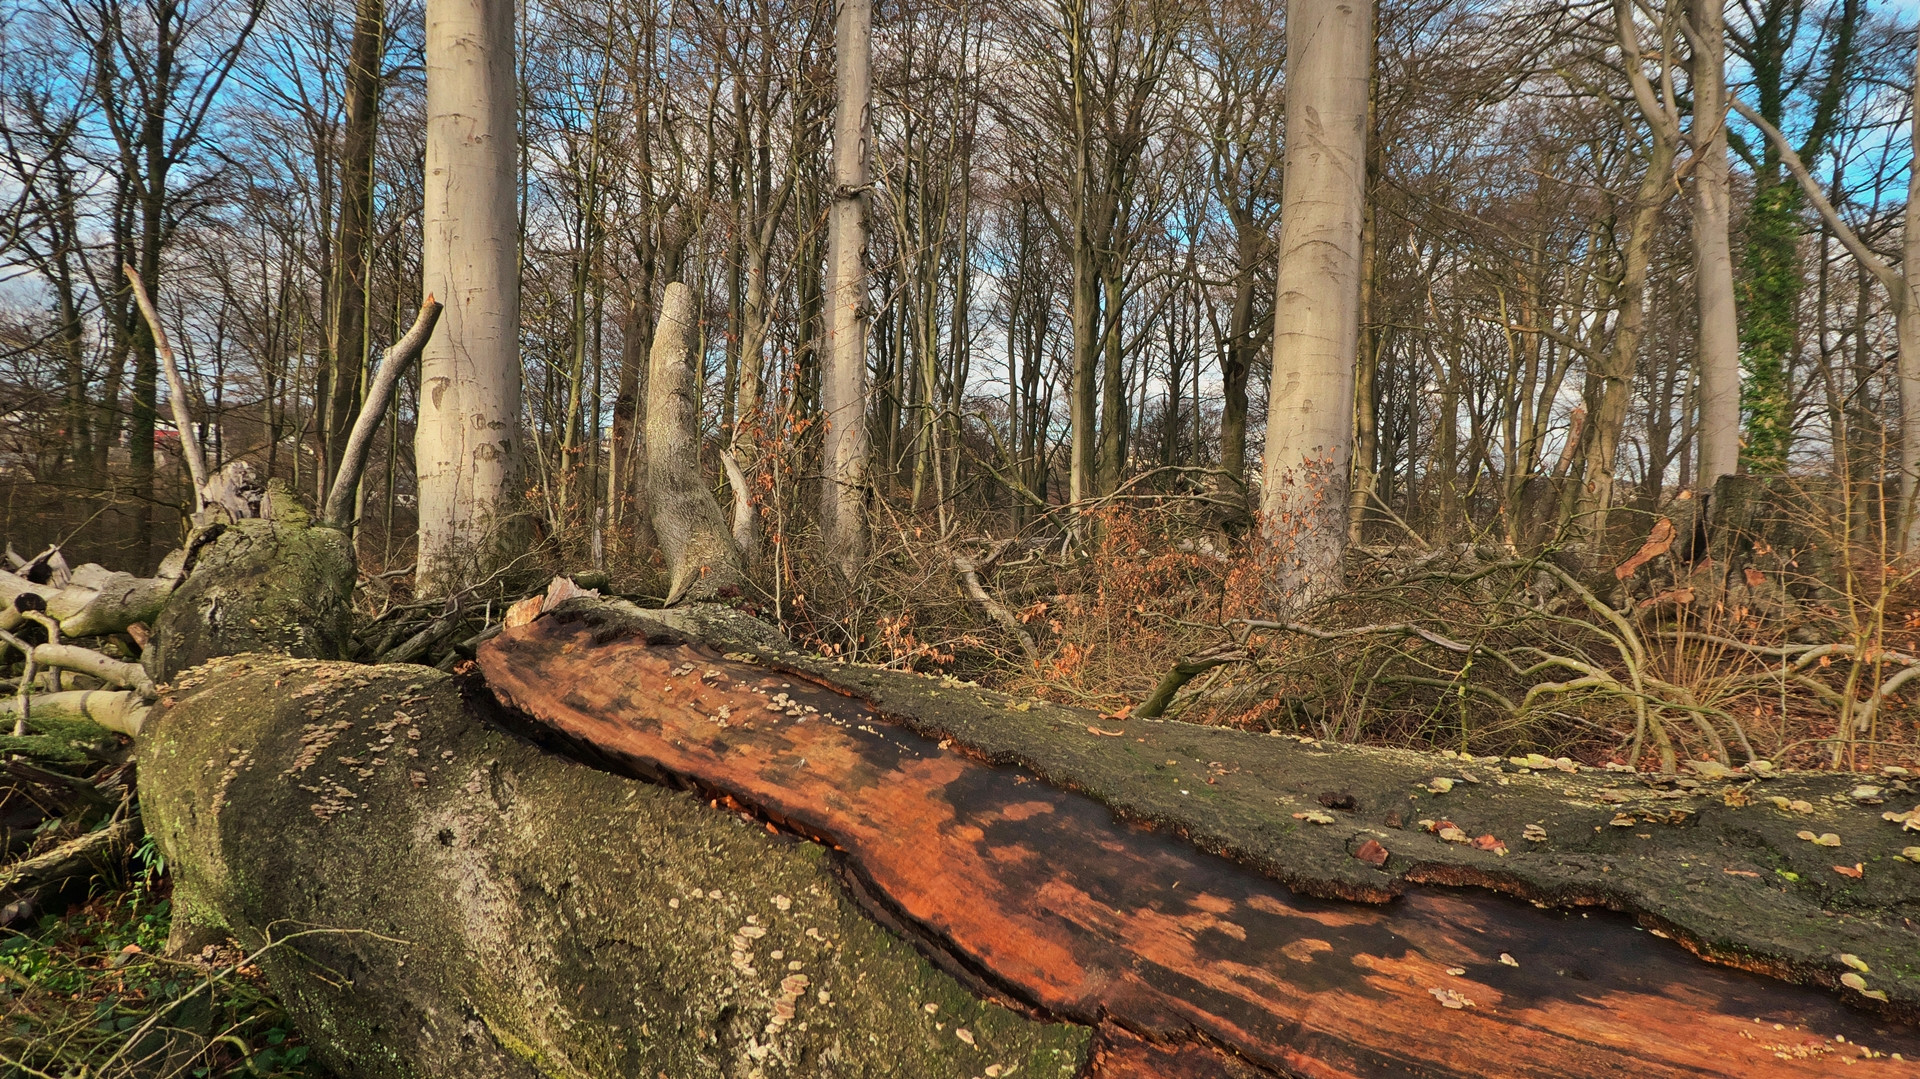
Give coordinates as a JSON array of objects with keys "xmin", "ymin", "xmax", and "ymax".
[
  {"xmin": 478, "ymin": 616, "xmax": 1920, "ymax": 1078},
  {"xmin": 1086, "ymin": 1024, "xmax": 1272, "ymax": 1078}
]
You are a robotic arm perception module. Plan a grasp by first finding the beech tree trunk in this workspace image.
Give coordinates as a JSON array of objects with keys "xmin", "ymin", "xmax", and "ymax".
[
  {"xmin": 417, "ymin": 0, "xmax": 522, "ymax": 595},
  {"xmin": 822, "ymin": 0, "xmax": 872, "ymax": 584},
  {"xmin": 1260, "ymin": 0, "xmax": 1371, "ymax": 605},
  {"xmin": 1728, "ymin": 37, "xmax": 1920, "ymax": 549},
  {"xmin": 1688, "ymin": 0, "xmax": 1741, "ymax": 490},
  {"xmin": 1902, "ymin": 42, "xmax": 1920, "ymax": 551}
]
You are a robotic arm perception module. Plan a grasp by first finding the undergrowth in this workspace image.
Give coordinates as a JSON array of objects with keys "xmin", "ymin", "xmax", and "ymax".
[
  {"xmin": 767, "ymin": 498, "xmax": 1920, "ymax": 775},
  {"xmin": 0, "ymin": 862, "xmax": 327, "ymax": 1079}
]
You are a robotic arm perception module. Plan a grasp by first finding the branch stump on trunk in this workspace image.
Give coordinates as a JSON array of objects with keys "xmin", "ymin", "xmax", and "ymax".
[{"xmin": 143, "ymin": 506, "xmax": 355, "ymax": 683}]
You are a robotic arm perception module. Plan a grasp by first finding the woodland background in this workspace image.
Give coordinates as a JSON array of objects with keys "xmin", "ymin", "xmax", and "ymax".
[{"xmin": 3, "ymin": 0, "xmax": 1920, "ymax": 773}]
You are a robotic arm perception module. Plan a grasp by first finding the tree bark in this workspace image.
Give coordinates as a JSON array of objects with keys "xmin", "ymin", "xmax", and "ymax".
[
  {"xmin": 1260, "ymin": 0, "xmax": 1370, "ymax": 605},
  {"xmin": 646, "ymin": 283, "xmax": 747, "ymax": 604},
  {"xmin": 1727, "ymin": 50, "xmax": 1920, "ymax": 550},
  {"xmin": 132, "ymin": 589, "xmax": 1920, "ymax": 1078},
  {"xmin": 1687, "ymin": 0, "xmax": 1741, "ymax": 491},
  {"xmin": 822, "ymin": 0, "xmax": 872, "ymax": 585},
  {"xmin": 325, "ymin": 0, "xmax": 385, "ymax": 506},
  {"xmin": 417, "ymin": 0, "xmax": 523, "ymax": 595}
]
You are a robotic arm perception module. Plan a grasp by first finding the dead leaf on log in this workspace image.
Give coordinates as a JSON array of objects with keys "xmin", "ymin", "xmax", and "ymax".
[
  {"xmin": 1087, "ymin": 726, "xmax": 1125, "ymax": 737},
  {"xmin": 1614, "ymin": 517, "xmax": 1675, "ymax": 579},
  {"xmin": 1637, "ymin": 586, "xmax": 1695, "ymax": 610},
  {"xmin": 503, "ymin": 595, "xmax": 544, "ymax": 629},
  {"xmin": 1834, "ymin": 864, "xmax": 1864, "ymax": 879},
  {"xmin": 1354, "ymin": 839, "xmax": 1390, "ymax": 867}
]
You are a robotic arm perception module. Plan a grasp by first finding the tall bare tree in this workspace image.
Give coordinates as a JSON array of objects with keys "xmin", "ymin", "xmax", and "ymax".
[
  {"xmin": 417, "ymin": 0, "xmax": 522, "ymax": 593},
  {"xmin": 822, "ymin": 0, "xmax": 872, "ymax": 582},
  {"xmin": 1260, "ymin": 0, "xmax": 1371, "ymax": 604},
  {"xmin": 1683, "ymin": 0, "xmax": 1740, "ymax": 490}
]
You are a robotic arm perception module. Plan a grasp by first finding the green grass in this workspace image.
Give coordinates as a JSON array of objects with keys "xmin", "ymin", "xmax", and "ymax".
[{"xmin": 0, "ymin": 856, "xmax": 329, "ymax": 1079}]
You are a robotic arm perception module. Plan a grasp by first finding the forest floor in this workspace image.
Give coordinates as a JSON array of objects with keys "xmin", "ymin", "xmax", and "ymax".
[{"xmin": 0, "ymin": 873, "xmax": 330, "ymax": 1078}]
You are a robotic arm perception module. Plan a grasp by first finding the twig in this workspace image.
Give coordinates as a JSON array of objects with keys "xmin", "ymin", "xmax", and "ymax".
[
  {"xmin": 1136, "ymin": 648, "xmax": 1248, "ymax": 719},
  {"xmin": 1231, "ymin": 618, "xmax": 1475, "ymax": 655},
  {"xmin": 952, "ymin": 547, "xmax": 1039, "ymax": 666}
]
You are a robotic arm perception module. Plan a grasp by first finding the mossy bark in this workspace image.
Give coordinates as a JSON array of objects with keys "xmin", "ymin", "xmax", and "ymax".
[
  {"xmin": 143, "ymin": 511, "xmax": 356, "ymax": 683},
  {"xmin": 139, "ymin": 655, "xmax": 1089, "ymax": 1079}
]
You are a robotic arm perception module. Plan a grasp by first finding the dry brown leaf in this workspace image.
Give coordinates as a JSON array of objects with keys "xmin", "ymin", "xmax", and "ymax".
[
  {"xmin": 1834, "ymin": 863, "xmax": 1864, "ymax": 879},
  {"xmin": 1354, "ymin": 839, "xmax": 1390, "ymax": 867},
  {"xmin": 1636, "ymin": 586, "xmax": 1695, "ymax": 610},
  {"xmin": 1743, "ymin": 566, "xmax": 1767, "ymax": 588},
  {"xmin": 1086, "ymin": 726, "xmax": 1125, "ymax": 737},
  {"xmin": 502, "ymin": 594, "xmax": 544, "ymax": 629},
  {"xmin": 1614, "ymin": 517, "xmax": 1675, "ymax": 579}
]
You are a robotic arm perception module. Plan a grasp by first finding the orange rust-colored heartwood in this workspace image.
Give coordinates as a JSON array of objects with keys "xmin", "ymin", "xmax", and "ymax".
[{"xmin": 477, "ymin": 614, "xmax": 1920, "ymax": 1078}]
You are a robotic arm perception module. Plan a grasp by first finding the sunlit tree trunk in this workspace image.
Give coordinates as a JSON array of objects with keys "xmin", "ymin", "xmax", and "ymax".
[
  {"xmin": 1259, "ymin": 0, "xmax": 1371, "ymax": 605},
  {"xmin": 647, "ymin": 282, "xmax": 747, "ymax": 604},
  {"xmin": 822, "ymin": 0, "xmax": 872, "ymax": 583},
  {"xmin": 1687, "ymin": 0, "xmax": 1740, "ymax": 490},
  {"xmin": 417, "ymin": 0, "xmax": 522, "ymax": 595}
]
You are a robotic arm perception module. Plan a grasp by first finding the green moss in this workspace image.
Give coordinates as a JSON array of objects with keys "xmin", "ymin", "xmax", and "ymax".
[
  {"xmin": 147, "ymin": 517, "xmax": 355, "ymax": 682},
  {"xmin": 0, "ymin": 713, "xmax": 122, "ymax": 765}
]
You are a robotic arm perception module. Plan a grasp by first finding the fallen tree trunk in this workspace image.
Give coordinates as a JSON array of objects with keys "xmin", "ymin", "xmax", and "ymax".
[
  {"xmin": 140, "ymin": 596, "xmax": 1920, "ymax": 1078},
  {"xmin": 142, "ymin": 654, "xmax": 1090, "ymax": 1079}
]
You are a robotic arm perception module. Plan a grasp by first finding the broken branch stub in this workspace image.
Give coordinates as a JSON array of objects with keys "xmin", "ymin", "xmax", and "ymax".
[
  {"xmin": 321, "ymin": 297, "xmax": 444, "ymax": 529},
  {"xmin": 645, "ymin": 282, "xmax": 747, "ymax": 604},
  {"xmin": 124, "ymin": 263, "xmax": 211, "ymax": 502}
]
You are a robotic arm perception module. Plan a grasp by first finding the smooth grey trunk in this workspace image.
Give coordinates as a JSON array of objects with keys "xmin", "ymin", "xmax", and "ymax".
[
  {"xmin": 646, "ymin": 283, "xmax": 747, "ymax": 605},
  {"xmin": 1259, "ymin": 0, "xmax": 1371, "ymax": 606},
  {"xmin": 417, "ymin": 0, "xmax": 522, "ymax": 595},
  {"xmin": 1687, "ymin": 0, "xmax": 1741, "ymax": 489},
  {"xmin": 324, "ymin": 0, "xmax": 384, "ymax": 505},
  {"xmin": 822, "ymin": 0, "xmax": 873, "ymax": 584}
]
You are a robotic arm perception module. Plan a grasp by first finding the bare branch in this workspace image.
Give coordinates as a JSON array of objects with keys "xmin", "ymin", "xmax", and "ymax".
[
  {"xmin": 124, "ymin": 262, "xmax": 211, "ymax": 500},
  {"xmin": 323, "ymin": 296, "xmax": 444, "ymax": 529}
]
